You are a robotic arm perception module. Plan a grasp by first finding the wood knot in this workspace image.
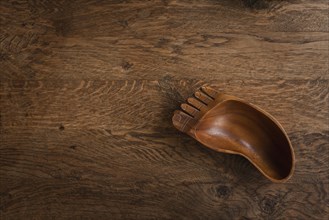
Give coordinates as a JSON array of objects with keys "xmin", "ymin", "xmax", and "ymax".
[
  {"xmin": 156, "ymin": 37, "xmax": 170, "ymax": 48},
  {"xmin": 59, "ymin": 124, "xmax": 65, "ymax": 131},
  {"xmin": 242, "ymin": 0, "xmax": 269, "ymax": 10},
  {"xmin": 260, "ymin": 196, "xmax": 278, "ymax": 214},
  {"xmin": 119, "ymin": 20, "xmax": 128, "ymax": 27},
  {"xmin": 122, "ymin": 61, "xmax": 133, "ymax": 70},
  {"xmin": 216, "ymin": 185, "xmax": 231, "ymax": 199},
  {"xmin": 0, "ymin": 53, "xmax": 9, "ymax": 61},
  {"xmin": 69, "ymin": 145, "xmax": 77, "ymax": 150}
]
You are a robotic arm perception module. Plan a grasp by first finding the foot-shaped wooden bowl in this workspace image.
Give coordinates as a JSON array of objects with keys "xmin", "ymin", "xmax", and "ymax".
[{"xmin": 172, "ymin": 86, "xmax": 295, "ymax": 182}]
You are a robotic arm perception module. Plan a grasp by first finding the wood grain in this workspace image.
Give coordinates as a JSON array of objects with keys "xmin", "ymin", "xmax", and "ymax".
[{"xmin": 1, "ymin": 0, "xmax": 328, "ymax": 219}]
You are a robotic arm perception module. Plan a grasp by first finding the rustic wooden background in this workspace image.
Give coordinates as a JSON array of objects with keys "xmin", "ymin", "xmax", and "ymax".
[{"xmin": 1, "ymin": 0, "xmax": 328, "ymax": 219}]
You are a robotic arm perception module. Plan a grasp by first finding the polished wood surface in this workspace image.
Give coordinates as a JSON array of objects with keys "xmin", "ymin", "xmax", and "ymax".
[
  {"xmin": 1, "ymin": 0, "xmax": 328, "ymax": 219},
  {"xmin": 173, "ymin": 86, "xmax": 295, "ymax": 182}
]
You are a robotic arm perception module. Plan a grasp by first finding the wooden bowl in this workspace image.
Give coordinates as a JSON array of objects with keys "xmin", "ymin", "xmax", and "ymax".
[{"xmin": 172, "ymin": 86, "xmax": 295, "ymax": 182}]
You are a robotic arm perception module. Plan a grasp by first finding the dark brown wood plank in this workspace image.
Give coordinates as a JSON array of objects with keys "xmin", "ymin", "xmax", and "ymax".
[
  {"xmin": 1, "ymin": 79, "xmax": 328, "ymax": 132},
  {"xmin": 0, "ymin": 1, "xmax": 328, "ymax": 81},
  {"xmin": 2, "ymin": 32, "xmax": 327, "ymax": 81},
  {"xmin": 0, "ymin": 128, "xmax": 328, "ymax": 219},
  {"xmin": 1, "ymin": 0, "xmax": 328, "ymax": 219}
]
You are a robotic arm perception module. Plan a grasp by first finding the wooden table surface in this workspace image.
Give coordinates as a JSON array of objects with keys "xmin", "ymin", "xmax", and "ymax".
[{"xmin": 1, "ymin": 0, "xmax": 328, "ymax": 219}]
